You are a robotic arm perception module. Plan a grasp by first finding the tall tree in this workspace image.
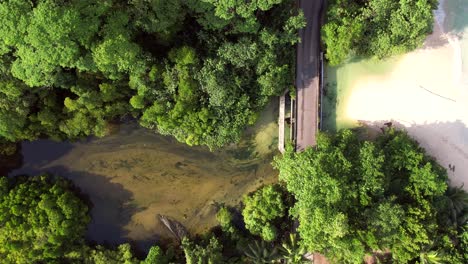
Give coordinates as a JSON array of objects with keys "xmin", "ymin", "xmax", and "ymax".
[
  {"xmin": 0, "ymin": 175, "xmax": 90, "ymax": 264},
  {"xmin": 182, "ymin": 237, "xmax": 224, "ymax": 264},
  {"xmin": 242, "ymin": 185, "xmax": 286, "ymax": 241},
  {"xmin": 274, "ymin": 129, "xmax": 454, "ymax": 263},
  {"xmin": 323, "ymin": 0, "xmax": 437, "ymax": 65}
]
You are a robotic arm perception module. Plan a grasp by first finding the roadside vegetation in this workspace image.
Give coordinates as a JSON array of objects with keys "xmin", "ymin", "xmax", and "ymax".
[
  {"xmin": 274, "ymin": 128, "xmax": 468, "ymax": 263},
  {"xmin": 322, "ymin": 0, "xmax": 438, "ymax": 65},
  {"xmin": 1, "ymin": 1, "xmax": 467, "ymax": 263},
  {"xmin": 1, "ymin": 128, "xmax": 466, "ymax": 263},
  {"xmin": 0, "ymin": 0, "xmax": 305, "ymax": 149}
]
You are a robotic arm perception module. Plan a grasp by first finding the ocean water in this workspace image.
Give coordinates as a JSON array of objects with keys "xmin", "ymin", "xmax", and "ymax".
[{"xmin": 445, "ymin": 0, "xmax": 468, "ymax": 87}]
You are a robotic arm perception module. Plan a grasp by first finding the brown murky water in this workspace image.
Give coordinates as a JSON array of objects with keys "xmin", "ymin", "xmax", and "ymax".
[{"xmin": 11, "ymin": 100, "xmax": 280, "ymax": 250}]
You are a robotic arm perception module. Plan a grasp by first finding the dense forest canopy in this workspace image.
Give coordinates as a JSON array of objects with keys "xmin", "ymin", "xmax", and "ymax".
[
  {"xmin": 1, "ymin": 1, "xmax": 466, "ymax": 263},
  {"xmin": 2, "ymin": 128, "xmax": 466, "ymax": 263},
  {"xmin": 0, "ymin": 0, "xmax": 305, "ymax": 148},
  {"xmin": 322, "ymin": 0, "xmax": 438, "ymax": 65},
  {"xmin": 0, "ymin": 175, "xmax": 89, "ymax": 263},
  {"xmin": 274, "ymin": 129, "xmax": 468, "ymax": 263}
]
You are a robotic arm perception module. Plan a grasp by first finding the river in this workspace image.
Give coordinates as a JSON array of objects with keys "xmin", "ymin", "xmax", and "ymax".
[
  {"xmin": 323, "ymin": 0, "xmax": 468, "ymax": 189},
  {"xmin": 9, "ymin": 100, "xmax": 280, "ymax": 251}
]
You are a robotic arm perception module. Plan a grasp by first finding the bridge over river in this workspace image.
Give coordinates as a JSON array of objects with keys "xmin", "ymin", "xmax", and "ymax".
[{"xmin": 279, "ymin": 0, "xmax": 324, "ymax": 152}]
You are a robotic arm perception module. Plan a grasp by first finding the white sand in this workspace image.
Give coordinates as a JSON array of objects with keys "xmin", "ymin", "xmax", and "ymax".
[{"xmin": 344, "ymin": 8, "xmax": 468, "ymax": 189}]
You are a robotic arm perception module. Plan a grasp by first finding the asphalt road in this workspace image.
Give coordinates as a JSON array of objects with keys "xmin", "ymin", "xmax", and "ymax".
[{"xmin": 295, "ymin": 0, "xmax": 324, "ymax": 151}]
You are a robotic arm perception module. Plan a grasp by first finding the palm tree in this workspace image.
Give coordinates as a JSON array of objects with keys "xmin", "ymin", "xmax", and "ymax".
[
  {"xmin": 279, "ymin": 233, "xmax": 308, "ymax": 264},
  {"xmin": 244, "ymin": 240, "xmax": 279, "ymax": 264},
  {"xmin": 419, "ymin": 250, "xmax": 443, "ymax": 264},
  {"xmin": 444, "ymin": 185, "xmax": 468, "ymax": 227}
]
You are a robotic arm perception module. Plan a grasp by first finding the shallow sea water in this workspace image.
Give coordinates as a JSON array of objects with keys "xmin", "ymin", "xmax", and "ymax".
[{"xmin": 322, "ymin": 0, "xmax": 468, "ymax": 189}]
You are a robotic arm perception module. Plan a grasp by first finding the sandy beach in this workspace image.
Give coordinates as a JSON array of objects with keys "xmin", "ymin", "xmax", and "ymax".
[{"xmin": 337, "ymin": 1, "xmax": 468, "ymax": 189}]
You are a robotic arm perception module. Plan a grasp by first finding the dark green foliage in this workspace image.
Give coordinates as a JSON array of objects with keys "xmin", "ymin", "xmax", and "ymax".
[
  {"xmin": 433, "ymin": 187, "xmax": 468, "ymax": 263},
  {"xmin": 129, "ymin": 0, "xmax": 185, "ymax": 40},
  {"xmin": 69, "ymin": 244, "xmax": 139, "ymax": 264},
  {"xmin": 243, "ymin": 240, "xmax": 279, "ymax": 264},
  {"xmin": 9, "ymin": 0, "xmax": 107, "ymax": 87},
  {"xmin": 0, "ymin": 55, "xmax": 38, "ymax": 141},
  {"xmin": 139, "ymin": 46, "xmax": 216, "ymax": 147},
  {"xmin": 0, "ymin": 175, "xmax": 90, "ymax": 264},
  {"xmin": 0, "ymin": 139, "xmax": 16, "ymax": 156},
  {"xmin": 0, "ymin": 140, "xmax": 20, "ymax": 184},
  {"xmin": 0, "ymin": 0, "xmax": 304, "ymax": 148},
  {"xmin": 216, "ymin": 206, "xmax": 235, "ymax": 234},
  {"xmin": 182, "ymin": 236, "xmax": 224, "ymax": 264},
  {"xmin": 460, "ymin": 225, "xmax": 468, "ymax": 262},
  {"xmin": 274, "ymin": 128, "xmax": 464, "ymax": 263},
  {"xmin": 437, "ymin": 185, "xmax": 468, "ymax": 228},
  {"xmin": 279, "ymin": 233, "xmax": 307, "ymax": 264},
  {"xmin": 323, "ymin": 0, "xmax": 438, "ymax": 65},
  {"xmin": 142, "ymin": 245, "xmax": 170, "ymax": 264},
  {"xmin": 418, "ymin": 250, "xmax": 443, "ymax": 264},
  {"xmin": 0, "ymin": 173, "xmax": 178, "ymax": 263},
  {"xmin": 242, "ymin": 185, "xmax": 286, "ymax": 241}
]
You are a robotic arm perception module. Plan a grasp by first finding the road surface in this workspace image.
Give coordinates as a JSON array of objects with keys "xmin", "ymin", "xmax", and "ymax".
[{"xmin": 295, "ymin": 0, "xmax": 324, "ymax": 151}]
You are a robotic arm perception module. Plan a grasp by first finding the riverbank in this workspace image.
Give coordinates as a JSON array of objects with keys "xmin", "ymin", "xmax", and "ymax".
[
  {"xmin": 9, "ymin": 101, "xmax": 280, "ymax": 251},
  {"xmin": 324, "ymin": 1, "xmax": 468, "ymax": 189}
]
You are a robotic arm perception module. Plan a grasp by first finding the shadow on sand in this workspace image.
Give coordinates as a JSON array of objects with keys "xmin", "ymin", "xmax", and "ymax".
[{"xmin": 446, "ymin": 0, "xmax": 468, "ymax": 34}]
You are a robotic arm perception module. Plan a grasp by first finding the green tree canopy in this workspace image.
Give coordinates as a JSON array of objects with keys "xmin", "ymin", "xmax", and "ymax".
[
  {"xmin": 274, "ymin": 129, "xmax": 465, "ymax": 263},
  {"xmin": 323, "ymin": 0, "xmax": 438, "ymax": 65},
  {"xmin": 242, "ymin": 185, "xmax": 286, "ymax": 241},
  {"xmin": 182, "ymin": 236, "xmax": 223, "ymax": 264},
  {"xmin": 0, "ymin": 0, "xmax": 304, "ymax": 148},
  {"xmin": 0, "ymin": 175, "xmax": 90, "ymax": 264},
  {"xmin": 80, "ymin": 244, "xmax": 139, "ymax": 264},
  {"xmin": 141, "ymin": 245, "xmax": 170, "ymax": 264}
]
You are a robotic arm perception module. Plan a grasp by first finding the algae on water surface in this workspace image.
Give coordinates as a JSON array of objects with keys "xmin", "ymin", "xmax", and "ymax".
[{"xmin": 10, "ymin": 101, "xmax": 280, "ymax": 251}]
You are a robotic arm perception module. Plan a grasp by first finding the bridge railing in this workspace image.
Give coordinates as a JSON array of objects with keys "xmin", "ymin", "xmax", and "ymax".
[{"xmin": 319, "ymin": 52, "xmax": 324, "ymax": 131}]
